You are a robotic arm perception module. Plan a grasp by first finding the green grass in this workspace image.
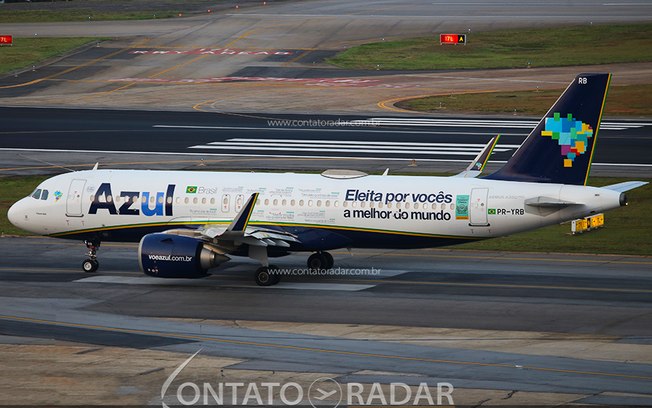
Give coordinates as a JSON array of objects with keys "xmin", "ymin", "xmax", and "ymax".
[
  {"xmin": 0, "ymin": 37, "xmax": 99, "ymax": 76},
  {"xmin": 328, "ymin": 23, "xmax": 652, "ymax": 70},
  {"xmin": 397, "ymin": 84, "xmax": 652, "ymax": 117},
  {"xmin": 2, "ymin": 175, "xmax": 650, "ymax": 256},
  {"xmin": 0, "ymin": 10, "xmax": 181, "ymax": 23}
]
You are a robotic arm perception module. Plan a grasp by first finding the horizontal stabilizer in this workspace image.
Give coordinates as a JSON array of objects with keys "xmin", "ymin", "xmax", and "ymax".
[
  {"xmin": 525, "ymin": 196, "xmax": 582, "ymax": 208},
  {"xmin": 602, "ymin": 181, "xmax": 648, "ymax": 193}
]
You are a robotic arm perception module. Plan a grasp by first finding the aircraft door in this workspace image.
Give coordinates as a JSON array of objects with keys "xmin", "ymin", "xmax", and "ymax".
[
  {"xmin": 66, "ymin": 179, "xmax": 86, "ymax": 217},
  {"xmin": 469, "ymin": 188, "xmax": 489, "ymax": 226}
]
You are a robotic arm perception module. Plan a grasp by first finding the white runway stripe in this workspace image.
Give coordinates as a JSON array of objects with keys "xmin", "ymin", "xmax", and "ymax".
[
  {"xmin": 190, "ymin": 144, "xmax": 490, "ymax": 156},
  {"xmin": 363, "ymin": 117, "xmax": 648, "ymax": 131},
  {"xmin": 226, "ymin": 138, "xmax": 521, "ymax": 149},
  {"xmin": 74, "ymin": 276, "xmax": 375, "ymax": 291},
  {"xmin": 153, "ymin": 124, "xmax": 527, "ymax": 136}
]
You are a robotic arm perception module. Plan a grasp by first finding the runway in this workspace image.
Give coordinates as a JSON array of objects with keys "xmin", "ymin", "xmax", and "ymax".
[
  {"xmin": 1, "ymin": 107, "xmax": 651, "ymax": 178},
  {"xmin": 1, "ymin": 236, "xmax": 652, "ymax": 405}
]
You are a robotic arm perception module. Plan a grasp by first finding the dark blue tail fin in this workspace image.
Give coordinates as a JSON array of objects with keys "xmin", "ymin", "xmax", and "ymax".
[{"xmin": 486, "ymin": 73, "xmax": 611, "ymax": 186}]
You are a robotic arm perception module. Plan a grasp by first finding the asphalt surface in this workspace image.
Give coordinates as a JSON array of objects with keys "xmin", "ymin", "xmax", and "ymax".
[
  {"xmin": 1, "ymin": 107, "xmax": 650, "ymax": 177},
  {"xmin": 1, "ymin": 236, "xmax": 652, "ymax": 402}
]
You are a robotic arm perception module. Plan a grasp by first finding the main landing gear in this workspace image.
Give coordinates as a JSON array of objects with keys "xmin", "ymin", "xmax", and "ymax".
[
  {"xmin": 254, "ymin": 251, "xmax": 335, "ymax": 287},
  {"xmin": 307, "ymin": 251, "xmax": 334, "ymax": 270},
  {"xmin": 255, "ymin": 265, "xmax": 281, "ymax": 286},
  {"xmin": 82, "ymin": 240, "xmax": 100, "ymax": 273}
]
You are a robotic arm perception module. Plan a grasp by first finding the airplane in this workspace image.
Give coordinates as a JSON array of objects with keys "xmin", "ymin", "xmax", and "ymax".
[{"xmin": 7, "ymin": 73, "xmax": 647, "ymax": 286}]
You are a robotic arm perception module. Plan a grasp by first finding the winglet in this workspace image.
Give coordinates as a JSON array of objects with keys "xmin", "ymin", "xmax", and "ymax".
[
  {"xmin": 227, "ymin": 193, "xmax": 258, "ymax": 232},
  {"xmin": 453, "ymin": 135, "xmax": 500, "ymax": 178}
]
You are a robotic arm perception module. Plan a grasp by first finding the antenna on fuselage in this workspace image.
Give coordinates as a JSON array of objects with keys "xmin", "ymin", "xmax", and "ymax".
[{"xmin": 92, "ymin": 162, "xmax": 99, "ymax": 170}]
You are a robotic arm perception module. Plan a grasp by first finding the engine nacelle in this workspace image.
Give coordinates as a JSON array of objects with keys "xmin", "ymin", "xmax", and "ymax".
[{"xmin": 138, "ymin": 233, "xmax": 229, "ymax": 278}]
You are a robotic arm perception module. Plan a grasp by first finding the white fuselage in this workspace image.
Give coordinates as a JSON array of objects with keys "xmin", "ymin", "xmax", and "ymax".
[{"xmin": 8, "ymin": 169, "xmax": 623, "ymax": 249}]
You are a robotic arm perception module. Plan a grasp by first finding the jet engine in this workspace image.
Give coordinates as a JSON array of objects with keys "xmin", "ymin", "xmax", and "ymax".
[{"xmin": 138, "ymin": 233, "xmax": 229, "ymax": 278}]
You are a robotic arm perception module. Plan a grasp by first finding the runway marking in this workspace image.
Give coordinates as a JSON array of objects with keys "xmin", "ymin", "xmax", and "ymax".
[
  {"xmin": 352, "ymin": 278, "xmax": 652, "ymax": 294},
  {"xmin": 1, "ymin": 313, "xmax": 651, "ymax": 382},
  {"xmin": 0, "ymin": 38, "xmax": 151, "ymax": 90},
  {"xmin": 0, "ymin": 148, "xmax": 650, "ymax": 168},
  {"xmin": 153, "ymin": 124, "xmax": 527, "ymax": 137},
  {"xmin": 377, "ymin": 91, "xmax": 499, "ymax": 114},
  {"xmin": 365, "ymin": 117, "xmax": 647, "ymax": 131},
  {"xmin": 73, "ymin": 276, "xmax": 375, "ymax": 291},
  {"xmin": 68, "ymin": 274, "xmax": 652, "ymax": 295}
]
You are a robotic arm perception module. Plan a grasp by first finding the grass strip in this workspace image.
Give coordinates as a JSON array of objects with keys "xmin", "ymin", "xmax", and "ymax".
[
  {"xmin": 328, "ymin": 23, "xmax": 652, "ymax": 70},
  {"xmin": 396, "ymin": 84, "xmax": 652, "ymax": 117},
  {"xmin": 0, "ymin": 37, "xmax": 99, "ymax": 76},
  {"xmin": 0, "ymin": 10, "xmax": 180, "ymax": 24}
]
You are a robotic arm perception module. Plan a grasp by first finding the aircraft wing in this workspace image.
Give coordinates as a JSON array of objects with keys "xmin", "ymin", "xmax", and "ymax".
[
  {"xmin": 162, "ymin": 193, "xmax": 300, "ymax": 249},
  {"xmin": 453, "ymin": 135, "xmax": 500, "ymax": 178}
]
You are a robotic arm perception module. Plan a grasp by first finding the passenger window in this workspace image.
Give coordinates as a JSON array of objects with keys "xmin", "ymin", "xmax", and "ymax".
[
  {"xmin": 316, "ymin": 200, "xmax": 322, "ymax": 207},
  {"xmin": 273, "ymin": 199, "xmax": 278, "ymax": 206},
  {"xmin": 41, "ymin": 190, "xmax": 49, "ymax": 200},
  {"xmin": 291, "ymin": 199, "xmax": 296, "ymax": 207},
  {"xmin": 31, "ymin": 189, "xmax": 42, "ymax": 199}
]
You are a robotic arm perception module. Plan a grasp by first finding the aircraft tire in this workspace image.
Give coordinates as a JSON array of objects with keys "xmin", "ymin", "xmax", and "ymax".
[
  {"xmin": 255, "ymin": 266, "xmax": 280, "ymax": 286},
  {"xmin": 322, "ymin": 252, "xmax": 334, "ymax": 270},
  {"xmin": 307, "ymin": 253, "xmax": 324, "ymax": 270},
  {"xmin": 82, "ymin": 259, "xmax": 99, "ymax": 273}
]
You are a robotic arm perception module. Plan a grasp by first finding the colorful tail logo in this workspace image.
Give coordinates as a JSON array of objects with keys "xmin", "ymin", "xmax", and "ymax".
[{"xmin": 541, "ymin": 112, "xmax": 593, "ymax": 168}]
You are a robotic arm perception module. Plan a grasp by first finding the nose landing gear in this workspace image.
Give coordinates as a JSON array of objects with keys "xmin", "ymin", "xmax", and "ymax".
[{"xmin": 82, "ymin": 240, "xmax": 100, "ymax": 273}]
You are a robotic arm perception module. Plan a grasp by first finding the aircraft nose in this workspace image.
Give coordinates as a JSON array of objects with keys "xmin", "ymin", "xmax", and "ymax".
[{"xmin": 7, "ymin": 198, "xmax": 26, "ymax": 229}]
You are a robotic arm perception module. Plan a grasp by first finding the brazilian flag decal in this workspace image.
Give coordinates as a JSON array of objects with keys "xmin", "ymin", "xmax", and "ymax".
[
  {"xmin": 487, "ymin": 208, "xmax": 497, "ymax": 215},
  {"xmin": 186, "ymin": 186, "xmax": 198, "ymax": 194}
]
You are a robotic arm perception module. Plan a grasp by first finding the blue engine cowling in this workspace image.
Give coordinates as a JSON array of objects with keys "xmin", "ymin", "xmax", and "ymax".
[{"xmin": 138, "ymin": 233, "xmax": 229, "ymax": 278}]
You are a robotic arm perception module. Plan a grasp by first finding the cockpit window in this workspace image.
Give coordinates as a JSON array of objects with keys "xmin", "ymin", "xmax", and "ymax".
[
  {"xmin": 41, "ymin": 190, "xmax": 49, "ymax": 200},
  {"xmin": 31, "ymin": 189, "xmax": 42, "ymax": 199}
]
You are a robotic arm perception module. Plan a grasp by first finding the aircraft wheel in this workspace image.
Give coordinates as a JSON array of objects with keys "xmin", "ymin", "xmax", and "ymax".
[
  {"xmin": 82, "ymin": 258, "xmax": 99, "ymax": 273},
  {"xmin": 322, "ymin": 252, "xmax": 334, "ymax": 270},
  {"xmin": 268, "ymin": 265, "xmax": 281, "ymax": 285},
  {"xmin": 255, "ymin": 266, "xmax": 280, "ymax": 286},
  {"xmin": 307, "ymin": 253, "xmax": 325, "ymax": 270}
]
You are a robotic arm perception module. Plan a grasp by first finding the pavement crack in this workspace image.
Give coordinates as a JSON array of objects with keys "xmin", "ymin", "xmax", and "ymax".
[{"xmin": 502, "ymin": 390, "xmax": 517, "ymax": 400}]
